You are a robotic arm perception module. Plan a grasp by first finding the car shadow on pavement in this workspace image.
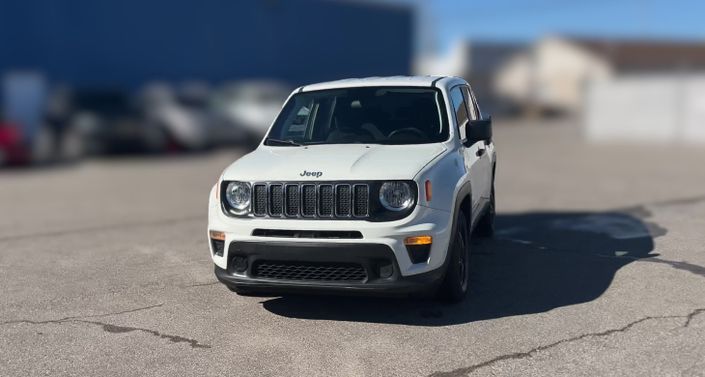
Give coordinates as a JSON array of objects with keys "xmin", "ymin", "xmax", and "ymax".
[{"xmin": 260, "ymin": 208, "xmax": 666, "ymax": 326}]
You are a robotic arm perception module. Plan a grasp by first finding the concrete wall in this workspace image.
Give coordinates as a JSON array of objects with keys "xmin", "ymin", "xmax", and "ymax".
[{"xmin": 584, "ymin": 74, "xmax": 705, "ymax": 143}]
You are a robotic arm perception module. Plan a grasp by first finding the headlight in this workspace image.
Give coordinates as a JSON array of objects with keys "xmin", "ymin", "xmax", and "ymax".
[
  {"xmin": 379, "ymin": 181, "xmax": 414, "ymax": 211},
  {"xmin": 225, "ymin": 181, "xmax": 251, "ymax": 214}
]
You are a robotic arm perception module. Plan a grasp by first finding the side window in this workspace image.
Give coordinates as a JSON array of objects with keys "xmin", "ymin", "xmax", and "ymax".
[
  {"xmin": 469, "ymin": 88, "xmax": 482, "ymax": 120},
  {"xmin": 461, "ymin": 86, "xmax": 478, "ymax": 121},
  {"xmin": 449, "ymin": 87, "xmax": 469, "ymax": 141}
]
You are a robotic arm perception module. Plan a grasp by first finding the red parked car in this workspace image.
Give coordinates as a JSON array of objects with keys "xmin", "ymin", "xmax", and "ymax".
[{"xmin": 0, "ymin": 121, "xmax": 30, "ymax": 166}]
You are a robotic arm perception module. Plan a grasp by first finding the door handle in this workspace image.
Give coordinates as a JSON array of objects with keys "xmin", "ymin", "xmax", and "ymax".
[{"xmin": 476, "ymin": 148, "xmax": 486, "ymax": 157}]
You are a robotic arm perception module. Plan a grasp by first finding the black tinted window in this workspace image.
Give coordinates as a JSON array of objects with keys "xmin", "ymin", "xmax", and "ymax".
[{"xmin": 266, "ymin": 87, "xmax": 448, "ymax": 145}]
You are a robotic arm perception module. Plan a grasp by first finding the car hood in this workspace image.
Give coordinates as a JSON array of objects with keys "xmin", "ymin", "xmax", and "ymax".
[{"xmin": 222, "ymin": 143, "xmax": 447, "ymax": 181}]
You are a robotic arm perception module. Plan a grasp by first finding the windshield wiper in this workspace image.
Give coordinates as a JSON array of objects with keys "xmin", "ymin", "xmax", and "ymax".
[{"xmin": 264, "ymin": 138, "xmax": 304, "ymax": 146}]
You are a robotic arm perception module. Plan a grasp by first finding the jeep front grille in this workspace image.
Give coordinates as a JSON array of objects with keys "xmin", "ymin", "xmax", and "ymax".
[{"xmin": 252, "ymin": 182, "xmax": 370, "ymax": 219}]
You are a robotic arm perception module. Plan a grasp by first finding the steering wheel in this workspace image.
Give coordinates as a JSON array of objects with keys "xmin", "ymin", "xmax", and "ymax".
[{"xmin": 388, "ymin": 127, "xmax": 427, "ymax": 140}]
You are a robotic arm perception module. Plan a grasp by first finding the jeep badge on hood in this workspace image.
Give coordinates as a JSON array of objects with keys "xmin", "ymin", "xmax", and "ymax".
[{"xmin": 300, "ymin": 170, "xmax": 323, "ymax": 178}]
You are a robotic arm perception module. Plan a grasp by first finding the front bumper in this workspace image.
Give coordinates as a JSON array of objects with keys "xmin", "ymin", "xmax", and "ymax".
[
  {"xmin": 207, "ymin": 185, "xmax": 453, "ymax": 293},
  {"xmin": 214, "ymin": 241, "xmax": 445, "ymax": 294}
]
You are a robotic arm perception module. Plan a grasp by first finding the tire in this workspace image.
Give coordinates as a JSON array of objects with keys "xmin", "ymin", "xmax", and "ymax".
[
  {"xmin": 475, "ymin": 180, "xmax": 496, "ymax": 238},
  {"xmin": 436, "ymin": 211, "xmax": 471, "ymax": 303}
]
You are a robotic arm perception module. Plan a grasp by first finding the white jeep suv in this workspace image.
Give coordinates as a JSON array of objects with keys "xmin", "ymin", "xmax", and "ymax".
[{"xmin": 207, "ymin": 76, "xmax": 496, "ymax": 302}]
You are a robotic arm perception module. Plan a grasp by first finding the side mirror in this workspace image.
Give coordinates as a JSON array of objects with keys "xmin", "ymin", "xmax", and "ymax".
[{"xmin": 463, "ymin": 117, "xmax": 492, "ymax": 147}]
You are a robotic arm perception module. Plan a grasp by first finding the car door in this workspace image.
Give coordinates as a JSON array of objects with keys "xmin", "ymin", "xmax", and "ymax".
[
  {"xmin": 449, "ymin": 86, "xmax": 484, "ymax": 216},
  {"xmin": 462, "ymin": 86, "xmax": 492, "ymax": 203}
]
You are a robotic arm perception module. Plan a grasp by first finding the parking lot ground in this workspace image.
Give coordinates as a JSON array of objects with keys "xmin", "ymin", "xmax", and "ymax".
[{"xmin": 2, "ymin": 119, "xmax": 705, "ymax": 376}]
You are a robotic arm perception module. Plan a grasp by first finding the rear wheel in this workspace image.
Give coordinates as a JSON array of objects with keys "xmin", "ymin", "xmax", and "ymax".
[{"xmin": 436, "ymin": 212, "xmax": 470, "ymax": 303}]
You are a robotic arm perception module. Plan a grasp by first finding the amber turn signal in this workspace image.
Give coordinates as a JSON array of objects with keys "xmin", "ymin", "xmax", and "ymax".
[
  {"xmin": 404, "ymin": 235, "xmax": 433, "ymax": 245},
  {"xmin": 425, "ymin": 180, "xmax": 432, "ymax": 202},
  {"xmin": 209, "ymin": 230, "xmax": 225, "ymax": 241}
]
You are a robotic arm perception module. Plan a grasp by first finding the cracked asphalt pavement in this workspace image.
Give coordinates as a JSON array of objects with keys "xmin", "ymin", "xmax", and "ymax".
[{"xmin": 2, "ymin": 120, "xmax": 705, "ymax": 376}]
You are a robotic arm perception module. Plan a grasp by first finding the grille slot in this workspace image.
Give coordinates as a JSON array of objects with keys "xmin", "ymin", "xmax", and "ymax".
[
  {"xmin": 301, "ymin": 185, "xmax": 317, "ymax": 217},
  {"xmin": 353, "ymin": 184, "xmax": 369, "ymax": 217},
  {"xmin": 269, "ymin": 185, "xmax": 283, "ymax": 216},
  {"xmin": 285, "ymin": 185, "xmax": 300, "ymax": 216},
  {"xmin": 252, "ymin": 182, "xmax": 369, "ymax": 219},
  {"xmin": 252, "ymin": 261, "xmax": 367, "ymax": 282},
  {"xmin": 336, "ymin": 185, "xmax": 352, "ymax": 217},
  {"xmin": 253, "ymin": 185, "xmax": 267, "ymax": 215},
  {"xmin": 319, "ymin": 185, "xmax": 334, "ymax": 217}
]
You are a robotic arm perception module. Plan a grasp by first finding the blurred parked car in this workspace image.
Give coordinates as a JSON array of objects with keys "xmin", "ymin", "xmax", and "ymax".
[
  {"xmin": 70, "ymin": 89, "xmax": 168, "ymax": 155},
  {"xmin": 210, "ymin": 81, "xmax": 291, "ymax": 146},
  {"xmin": 41, "ymin": 86, "xmax": 84, "ymax": 162},
  {"xmin": 0, "ymin": 119, "xmax": 29, "ymax": 165},
  {"xmin": 139, "ymin": 83, "xmax": 211, "ymax": 151},
  {"xmin": 1, "ymin": 73, "xmax": 81, "ymax": 165},
  {"xmin": 0, "ymin": 89, "xmax": 83, "ymax": 167}
]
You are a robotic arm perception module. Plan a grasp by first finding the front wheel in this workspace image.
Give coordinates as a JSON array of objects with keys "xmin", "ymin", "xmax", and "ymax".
[{"xmin": 436, "ymin": 211, "xmax": 470, "ymax": 303}]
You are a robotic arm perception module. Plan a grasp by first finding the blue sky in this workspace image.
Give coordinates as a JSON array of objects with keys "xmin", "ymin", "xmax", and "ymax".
[{"xmin": 412, "ymin": 0, "xmax": 705, "ymax": 52}]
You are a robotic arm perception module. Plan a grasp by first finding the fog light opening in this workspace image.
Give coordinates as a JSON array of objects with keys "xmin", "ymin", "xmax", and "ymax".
[
  {"xmin": 210, "ymin": 239, "xmax": 225, "ymax": 257},
  {"xmin": 378, "ymin": 263, "xmax": 394, "ymax": 279},
  {"xmin": 232, "ymin": 256, "xmax": 248, "ymax": 273},
  {"xmin": 405, "ymin": 236, "xmax": 432, "ymax": 264}
]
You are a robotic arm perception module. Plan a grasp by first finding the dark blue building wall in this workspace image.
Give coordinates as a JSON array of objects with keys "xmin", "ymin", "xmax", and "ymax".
[{"xmin": 0, "ymin": 0, "xmax": 413, "ymax": 88}]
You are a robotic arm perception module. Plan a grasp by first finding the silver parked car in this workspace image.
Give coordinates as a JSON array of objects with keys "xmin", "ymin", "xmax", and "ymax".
[{"xmin": 209, "ymin": 81, "xmax": 291, "ymax": 146}]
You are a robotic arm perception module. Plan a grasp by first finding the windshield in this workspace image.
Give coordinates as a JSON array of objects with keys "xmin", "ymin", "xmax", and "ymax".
[{"xmin": 265, "ymin": 87, "xmax": 448, "ymax": 146}]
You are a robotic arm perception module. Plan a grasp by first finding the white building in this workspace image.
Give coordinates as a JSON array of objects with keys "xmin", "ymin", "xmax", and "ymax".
[
  {"xmin": 495, "ymin": 36, "xmax": 612, "ymax": 113},
  {"xmin": 494, "ymin": 36, "xmax": 705, "ymax": 116}
]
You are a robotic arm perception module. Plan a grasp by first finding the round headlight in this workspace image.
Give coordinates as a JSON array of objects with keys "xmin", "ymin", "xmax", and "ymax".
[
  {"xmin": 379, "ymin": 182, "xmax": 414, "ymax": 211},
  {"xmin": 225, "ymin": 181, "xmax": 251, "ymax": 213}
]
